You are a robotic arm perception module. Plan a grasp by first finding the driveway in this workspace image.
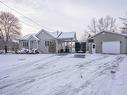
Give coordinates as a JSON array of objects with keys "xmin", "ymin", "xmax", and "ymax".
[{"xmin": 0, "ymin": 54, "xmax": 126, "ymax": 95}]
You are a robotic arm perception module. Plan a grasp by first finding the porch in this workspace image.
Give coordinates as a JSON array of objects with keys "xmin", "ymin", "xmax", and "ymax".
[
  {"xmin": 20, "ymin": 40, "xmax": 39, "ymax": 50},
  {"xmin": 57, "ymin": 39, "xmax": 77, "ymax": 53}
]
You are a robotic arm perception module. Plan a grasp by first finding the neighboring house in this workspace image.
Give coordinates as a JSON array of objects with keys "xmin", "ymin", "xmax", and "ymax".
[
  {"xmin": 19, "ymin": 29, "xmax": 77, "ymax": 53},
  {"xmin": 87, "ymin": 31, "xmax": 127, "ymax": 54}
]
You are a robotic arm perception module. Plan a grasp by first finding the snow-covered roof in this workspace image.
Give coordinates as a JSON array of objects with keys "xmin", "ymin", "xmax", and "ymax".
[
  {"xmin": 49, "ymin": 32, "xmax": 76, "ymax": 40},
  {"xmin": 20, "ymin": 29, "xmax": 77, "ymax": 41},
  {"xmin": 48, "ymin": 32, "xmax": 59, "ymax": 38},
  {"xmin": 89, "ymin": 31, "xmax": 127, "ymax": 39},
  {"xmin": 20, "ymin": 33, "xmax": 39, "ymax": 40},
  {"xmin": 59, "ymin": 32, "xmax": 76, "ymax": 39}
]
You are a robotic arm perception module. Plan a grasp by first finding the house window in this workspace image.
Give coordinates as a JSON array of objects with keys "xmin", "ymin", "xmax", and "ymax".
[
  {"xmin": 45, "ymin": 41, "xmax": 49, "ymax": 47},
  {"xmin": 23, "ymin": 41, "xmax": 28, "ymax": 48},
  {"xmin": 23, "ymin": 41, "xmax": 25, "ymax": 47},
  {"xmin": 26, "ymin": 42, "xmax": 28, "ymax": 47},
  {"xmin": 31, "ymin": 41, "xmax": 34, "ymax": 44},
  {"xmin": 93, "ymin": 44, "xmax": 95, "ymax": 48}
]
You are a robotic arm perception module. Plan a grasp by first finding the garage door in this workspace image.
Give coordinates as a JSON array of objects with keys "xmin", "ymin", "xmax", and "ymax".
[{"xmin": 102, "ymin": 41, "xmax": 120, "ymax": 54}]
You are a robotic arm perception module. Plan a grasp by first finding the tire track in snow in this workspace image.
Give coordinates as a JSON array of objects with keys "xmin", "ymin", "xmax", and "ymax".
[
  {"xmin": 0, "ymin": 54, "xmax": 66, "ymax": 81},
  {"xmin": 0, "ymin": 56, "xmax": 59, "ymax": 89},
  {"xmin": 51, "ymin": 56, "xmax": 124, "ymax": 95},
  {"xmin": 92, "ymin": 56, "xmax": 124, "ymax": 95},
  {"xmin": 0, "ymin": 54, "xmax": 108, "ymax": 95},
  {"xmin": 76, "ymin": 55, "xmax": 109, "ymax": 68},
  {"xmin": 0, "ymin": 55, "xmax": 55, "ymax": 76},
  {"xmin": 45, "ymin": 55, "xmax": 110, "ymax": 95},
  {"xmin": 1, "ymin": 54, "xmax": 124, "ymax": 95},
  {"xmin": 0, "ymin": 66, "xmax": 77, "ymax": 95},
  {"xmin": 0, "ymin": 54, "xmax": 68, "ymax": 93},
  {"xmin": 77, "ymin": 56, "xmax": 124, "ymax": 95}
]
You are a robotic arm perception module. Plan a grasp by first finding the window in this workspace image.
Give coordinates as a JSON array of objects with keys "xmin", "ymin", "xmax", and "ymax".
[
  {"xmin": 23, "ymin": 41, "xmax": 28, "ymax": 48},
  {"xmin": 31, "ymin": 41, "xmax": 34, "ymax": 44},
  {"xmin": 26, "ymin": 42, "xmax": 28, "ymax": 47},
  {"xmin": 23, "ymin": 41, "xmax": 25, "ymax": 47},
  {"xmin": 45, "ymin": 41, "xmax": 49, "ymax": 47},
  {"xmin": 93, "ymin": 44, "xmax": 95, "ymax": 48}
]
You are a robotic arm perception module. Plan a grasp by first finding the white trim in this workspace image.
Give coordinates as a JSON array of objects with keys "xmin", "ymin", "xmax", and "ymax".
[
  {"xmin": 92, "ymin": 43, "xmax": 96, "ymax": 54},
  {"xmin": 36, "ymin": 40, "xmax": 38, "ymax": 49},
  {"xmin": 28, "ymin": 40, "xmax": 30, "ymax": 50}
]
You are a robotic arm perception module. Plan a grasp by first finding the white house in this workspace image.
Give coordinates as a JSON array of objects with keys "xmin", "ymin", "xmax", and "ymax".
[{"xmin": 19, "ymin": 29, "xmax": 77, "ymax": 53}]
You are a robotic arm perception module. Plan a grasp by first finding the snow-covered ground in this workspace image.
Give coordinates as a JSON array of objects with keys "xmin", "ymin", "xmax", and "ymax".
[{"xmin": 0, "ymin": 54, "xmax": 127, "ymax": 95}]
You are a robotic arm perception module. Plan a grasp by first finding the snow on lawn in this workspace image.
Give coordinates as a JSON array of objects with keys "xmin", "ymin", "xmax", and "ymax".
[{"xmin": 0, "ymin": 54, "xmax": 126, "ymax": 95}]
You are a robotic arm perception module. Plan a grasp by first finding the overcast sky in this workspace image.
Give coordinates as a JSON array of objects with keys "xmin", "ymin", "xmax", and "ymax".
[{"xmin": 0, "ymin": 0, "xmax": 127, "ymax": 40}]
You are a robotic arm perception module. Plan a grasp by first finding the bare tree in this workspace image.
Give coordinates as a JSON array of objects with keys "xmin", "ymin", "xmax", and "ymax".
[
  {"xmin": 87, "ymin": 16, "xmax": 117, "ymax": 35},
  {"xmin": 88, "ymin": 18, "xmax": 98, "ymax": 34},
  {"xmin": 0, "ymin": 11, "xmax": 21, "ymax": 53},
  {"xmin": 120, "ymin": 13, "xmax": 127, "ymax": 34},
  {"xmin": 80, "ymin": 30, "xmax": 91, "ymax": 41}
]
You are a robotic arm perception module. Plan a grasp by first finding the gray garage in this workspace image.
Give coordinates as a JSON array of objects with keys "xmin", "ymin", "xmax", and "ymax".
[{"xmin": 87, "ymin": 31, "xmax": 127, "ymax": 54}]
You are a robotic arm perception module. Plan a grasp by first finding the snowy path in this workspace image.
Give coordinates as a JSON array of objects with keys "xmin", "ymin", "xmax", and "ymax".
[{"xmin": 0, "ymin": 54, "xmax": 126, "ymax": 95}]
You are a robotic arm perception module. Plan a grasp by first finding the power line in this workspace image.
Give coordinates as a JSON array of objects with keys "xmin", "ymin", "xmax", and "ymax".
[
  {"xmin": 20, "ymin": 21, "xmax": 41, "ymax": 30},
  {"xmin": 0, "ymin": 0, "xmax": 55, "ymax": 31}
]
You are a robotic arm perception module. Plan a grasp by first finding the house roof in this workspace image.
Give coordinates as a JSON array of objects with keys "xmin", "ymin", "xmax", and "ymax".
[
  {"xmin": 49, "ymin": 32, "xmax": 76, "ymax": 39},
  {"xmin": 89, "ymin": 31, "xmax": 127, "ymax": 39},
  {"xmin": 59, "ymin": 32, "xmax": 76, "ymax": 39},
  {"xmin": 20, "ymin": 33, "xmax": 39, "ymax": 40},
  {"xmin": 48, "ymin": 32, "xmax": 60, "ymax": 38},
  {"xmin": 20, "ymin": 29, "xmax": 77, "ymax": 41}
]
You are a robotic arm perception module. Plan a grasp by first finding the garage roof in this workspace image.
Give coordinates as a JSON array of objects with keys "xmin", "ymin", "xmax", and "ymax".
[{"xmin": 89, "ymin": 31, "xmax": 127, "ymax": 39}]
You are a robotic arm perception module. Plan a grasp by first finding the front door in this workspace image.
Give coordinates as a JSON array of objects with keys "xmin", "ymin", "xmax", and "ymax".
[{"xmin": 48, "ymin": 40, "xmax": 56, "ymax": 53}]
